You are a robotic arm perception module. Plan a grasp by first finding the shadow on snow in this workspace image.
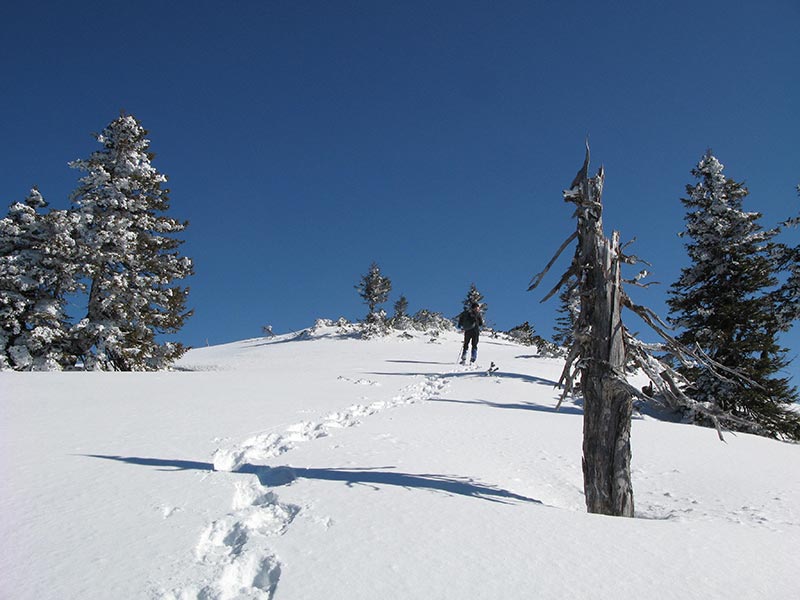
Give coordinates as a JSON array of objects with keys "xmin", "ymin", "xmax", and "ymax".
[
  {"xmin": 367, "ymin": 369, "xmax": 560, "ymax": 387},
  {"xmin": 385, "ymin": 359, "xmax": 455, "ymax": 365},
  {"xmin": 82, "ymin": 455, "xmax": 542, "ymax": 505},
  {"xmin": 428, "ymin": 397, "xmax": 583, "ymax": 416}
]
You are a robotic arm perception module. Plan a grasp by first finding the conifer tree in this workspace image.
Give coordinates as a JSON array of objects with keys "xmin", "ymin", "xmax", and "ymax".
[
  {"xmin": 388, "ymin": 294, "xmax": 412, "ymax": 330},
  {"xmin": 356, "ymin": 262, "xmax": 392, "ymax": 320},
  {"xmin": 393, "ymin": 295, "xmax": 409, "ymax": 319},
  {"xmin": 772, "ymin": 183, "xmax": 800, "ymax": 329},
  {"xmin": 552, "ymin": 276, "xmax": 579, "ymax": 350},
  {"xmin": 507, "ymin": 321, "xmax": 535, "ymax": 345},
  {"xmin": 668, "ymin": 150, "xmax": 800, "ymax": 440},
  {"xmin": 463, "ymin": 283, "xmax": 487, "ymax": 313},
  {"xmin": 0, "ymin": 188, "xmax": 77, "ymax": 370},
  {"xmin": 69, "ymin": 114, "xmax": 193, "ymax": 371}
]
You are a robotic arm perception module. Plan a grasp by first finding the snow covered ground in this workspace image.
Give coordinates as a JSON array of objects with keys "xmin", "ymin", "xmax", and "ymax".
[{"xmin": 2, "ymin": 324, "xmax": 799, "ymax": 599}]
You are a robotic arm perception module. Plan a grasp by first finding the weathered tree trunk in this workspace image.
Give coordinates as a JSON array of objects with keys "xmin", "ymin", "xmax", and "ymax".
[
  {"xmin": 531, "ymin": 146, "xmax": 767, "ymax": 514},
  {"xmin": 579, "ymin": 231, "xmax": 634, "ymax": 516},
  {"xmin": 569, "ymin": 152, "xmax": 635, "ymax": 517}
]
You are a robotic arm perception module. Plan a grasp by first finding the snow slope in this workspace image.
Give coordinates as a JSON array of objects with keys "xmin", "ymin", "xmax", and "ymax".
[{"xmin": 2, "ymin": 325, "xmax": 799, "ymax": 599}]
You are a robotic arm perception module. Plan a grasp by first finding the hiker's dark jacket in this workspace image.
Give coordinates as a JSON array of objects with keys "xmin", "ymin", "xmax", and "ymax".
[{"xmin": 458, "ymin": 308, "xmax": 484, "ymax": 331}]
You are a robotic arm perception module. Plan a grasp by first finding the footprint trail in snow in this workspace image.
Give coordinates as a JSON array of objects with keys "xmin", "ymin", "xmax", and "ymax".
[
  {"xmin": 163, "ymin": 373, "xmax": 450, "ymax": 599},
  {"xmin": 212, "ymin": 374, "xmax": 449, "ymax": 472}
]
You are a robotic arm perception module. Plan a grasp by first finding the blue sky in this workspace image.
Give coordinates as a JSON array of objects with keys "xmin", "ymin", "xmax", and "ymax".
[{"xmin": 2, "ymin": 1, "xmax": 799, "ymax": 378}]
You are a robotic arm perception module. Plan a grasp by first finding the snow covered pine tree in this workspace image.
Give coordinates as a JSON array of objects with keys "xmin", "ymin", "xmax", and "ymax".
[
  {"xmin": 356, "ymin": 262, "xmax": 392, "ymax": 335},
  {"xmin": 0, "ymin": 188, "xmax": 78, "ymax": 370},
  {"xmin": 668, "ymin": 151, "xmax": 800, "ymax": 440},
  {"xmin": 393, "ymin": 294, "xmax": 409, "ymax": 319},
  {"xmin": 551, "ymin": 275, "xmax": 579, "ymax": 352},
  {"xmin": 389, "ymin": 294, "xmax": 412, "ymax": 330},
  {"xmin": 69, "ymin": 113, "xmax": 193, "ymax": 371},
  {"xmin": 463, "ymin": 282, "xmax": 487, "ymax": 314}
]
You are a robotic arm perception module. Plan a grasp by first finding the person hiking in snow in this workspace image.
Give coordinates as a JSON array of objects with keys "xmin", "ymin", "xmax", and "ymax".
[{"xmin": 457, "ymin": 302, "xmax": 484, "ymax": 364}]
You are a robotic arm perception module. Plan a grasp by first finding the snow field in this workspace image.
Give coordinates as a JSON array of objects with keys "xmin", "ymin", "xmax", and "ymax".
[{"xmin": 2, "ymin": 327, "xmax": 799, "ymax": 599}]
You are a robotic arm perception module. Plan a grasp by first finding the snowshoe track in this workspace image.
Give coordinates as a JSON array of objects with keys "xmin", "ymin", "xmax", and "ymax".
[
  {"xmin": 212, "ymin": 374, "xmax": 449, "ymax": 472},
  {"xmin": 164, "ymin": 373, "xmax": 449, "ymax": 599}
]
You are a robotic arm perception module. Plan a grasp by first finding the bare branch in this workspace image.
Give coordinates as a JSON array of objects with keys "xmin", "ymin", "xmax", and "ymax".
[
  {"xmin": 623, "ymin": 328, "xmax": 766, "ymax": 439},
  {"xmin": 555, "ymin": 340, "xmax": 583, "ymax": 409},
  {"xmin": 528, "ymin": 231, "xmax": 578, "ymax": 292},
  {"xmin": 623, "ymin": 278, "xmax": 661, "ymax": 289},
  {"xmin": 625, "ymin": 281, "xmax": 660, "ymax": 289},
  {"xmin": 541, "ymin": 264, "xmax": 580, "ymax": 303}
]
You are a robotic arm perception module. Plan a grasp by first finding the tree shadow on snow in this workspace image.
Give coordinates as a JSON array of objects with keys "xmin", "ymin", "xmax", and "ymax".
[
  {"xmin": 385, "ymin": 359, "xmax": 455, "ymax": 365},
  {"xmin": 514, "ymin": 354, "xmax": 564, "ymax": 360},
  {"xmin": 368, "ymin": 370, "xmax": 559, "ymax": 387},
  {"xmin": 82, "ymin": 455, "xmax": 543, "ymax": 505},
  {"xmin": 429, "ymin": 397, "xmax": 583, "ymax": 416},
  {"xmin": 82, "ymin": 454, "xmax": 216, "ymax": 471},
  {"xmin": 257, "ymin": 466, "xmax": 542, "ymax": 504}
]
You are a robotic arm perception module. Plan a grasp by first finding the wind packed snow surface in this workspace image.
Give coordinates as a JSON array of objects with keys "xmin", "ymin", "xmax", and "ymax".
[{"xmin": 2, "ymin": 326, "xmax": 799, "ymax": 599}]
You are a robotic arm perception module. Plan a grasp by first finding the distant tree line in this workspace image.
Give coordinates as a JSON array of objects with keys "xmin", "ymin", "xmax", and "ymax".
[
  {"xmin": 0, "ymin": 113, "xmax": 193, "ymax": 371},
  {"xmin": 354, "ymin": 263, "xmax": 493, "ymax": 338}
]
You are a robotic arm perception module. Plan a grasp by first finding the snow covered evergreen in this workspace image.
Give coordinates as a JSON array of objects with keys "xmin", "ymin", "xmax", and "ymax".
[
  {"xmin": 551, "ymin": 277, "xmax": 579, "ymax": 352},
  {"xmin": 356, "ymin": 262, "xmax": 392, "ymax": 316},
  {"xmin": 506, "ymin": 321, "xmax": 535, "ymax": 345},
  {"xmin": 462, "ymin": 282, "xmax": 487, "ymax": 313},
  {"xmin": 0, "ymin": 188, "xmax": 77, "ymax": 370},
  {"xmin": 408, "ymin": 308, "xmax": 455, "ymax": 333},
  {"xmin": 393, "ymin": 294, "xmax": 408, "ymax": 319},
  {"xmin": 69, "ymin": 114, "xmax": 193, "ymax": 371},
  {"xmin": 668, "ymin": 150, "xmax": 800, "ymax": 440},
  {"xmin": 771, "ymin": 183, "xmax": 800, "ymax": 330},
  {"xmin": 388, "ymin": 294, "xmax": 412, "ymax": 330},
  {"xmin": 356, "ymin": 262, "xmax": 392, "ymax": 336}
]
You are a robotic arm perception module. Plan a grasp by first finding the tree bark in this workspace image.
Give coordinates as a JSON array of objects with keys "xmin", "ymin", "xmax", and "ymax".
[
  {"xmin": 580, "ymin": 232, "xmax": 634, "ymax": 516},
  {"xmin": 569, "ymin": 152, "xmax": 635, "ymax": 517}
]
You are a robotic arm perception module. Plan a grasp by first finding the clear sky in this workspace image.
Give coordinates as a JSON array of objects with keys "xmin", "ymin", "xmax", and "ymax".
[{"xmin": 2, "ymin": 1, "xmax": 799, "ymax": 378}]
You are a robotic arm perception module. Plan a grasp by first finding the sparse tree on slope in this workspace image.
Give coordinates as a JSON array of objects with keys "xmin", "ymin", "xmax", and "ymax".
[
  {"xmin": 394, "ymin": 295, "xmax": 409, "ymax": 319},
  {"xmin": 668, "ymin": 150, "xmax": 799, "ymax": 440},
  {"xmin": 552, "ymin": 276, "xmax": 579, "ymax": 351},
  {"xmin": 389, "ymin": 294, "xmax": 412, "ymax": 330},
  {"xmin": 463, "ymin": 283, "xmax": 487, "ymax": 313},
  {"xmin": 69, "ymin": 114, "xmax": 193, "ymax": 371},
  {"xmin": 507, "ymin": 321, "xmax": 535, "ymax": 345},
  {"xmin": 0, "ymin": 188, "xmax": 78, "ymax": 370},
  {"xmin": 356, "ymin": 262, "xmax": 392, "ymax": 321}
]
